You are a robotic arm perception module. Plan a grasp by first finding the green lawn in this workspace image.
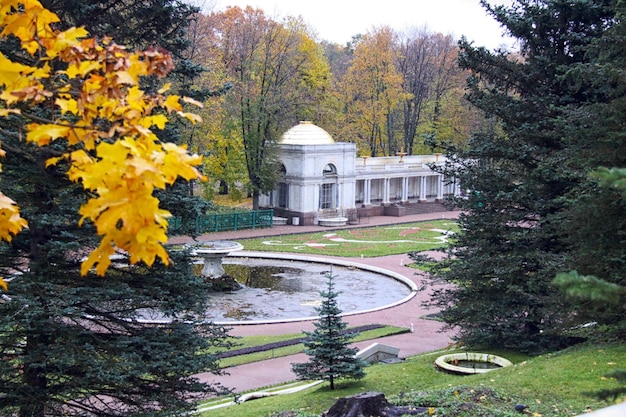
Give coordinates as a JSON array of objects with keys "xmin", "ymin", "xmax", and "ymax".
[
  {"xmin": 198, "ymin": 219, "xmax": 625, "ymax": 416},
  {"xmin": 217, "ymin": 325, "xmax": 409, "ymax": 368},
  {"xmin": 238, "ymin": 220, "xmax": 459, "ymax": 257},
  {"xmin": 200, "ymin": 342, "xmax": 626, "ymax": 416}
]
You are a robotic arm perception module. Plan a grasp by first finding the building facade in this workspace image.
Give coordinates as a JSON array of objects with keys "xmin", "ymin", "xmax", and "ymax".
[{"xmin": 259, "ymin": 121, "xmax": 460, "ymax": 226}]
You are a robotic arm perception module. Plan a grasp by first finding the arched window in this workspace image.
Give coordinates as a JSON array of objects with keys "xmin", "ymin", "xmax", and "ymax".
[
  {"xmin": 320, "ymin": 164, "xmax": 337, "ymax": 209},
  {"xmin": 322, "ymin": 163, "xmax": 337, "ymax": 177}
]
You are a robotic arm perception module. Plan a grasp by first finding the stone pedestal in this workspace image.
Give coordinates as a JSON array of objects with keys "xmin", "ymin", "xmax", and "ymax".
[{"xmin": 192, "ymin": 241, "xmax": 243, "ymax": 279}]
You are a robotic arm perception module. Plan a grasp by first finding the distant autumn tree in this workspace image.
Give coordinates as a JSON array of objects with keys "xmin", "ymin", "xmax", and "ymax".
[
  {"xmin": 178, "ymin": 10, "xmax": 247, "ymax": 200},
  {"xmin": 340, "ymin": 26, "xmax": 405, "ymax": 156},
  {"xmin": 395, "ymin": 29, "xmax": 463, "ymax": 154},
  {"xmin": 203, "ymin": 6, "xmax": 331, "ymax": 208}
]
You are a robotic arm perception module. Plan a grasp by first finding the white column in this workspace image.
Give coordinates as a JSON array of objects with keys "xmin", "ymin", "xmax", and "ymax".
[
  {"xmin": 383, "ymin": 178, "xmax": 390, "ymax": 204},
  {"xmin": 364, "ymin": 179, "xmax": 371, "ymax": 205},
  {"xmin": 315, "ymin": 184, "xmax": 320, "ymax": 210},
  {"xmin": 419, "ymin": 176, "xmax": 427, "ymax": 201},
  {"xmin": 402, "ymin": 177, "xmax": 409, "ymax": 201},
  {"xmin": 437, "ymin": 175, "xmax": 444, "ymax": 200}
]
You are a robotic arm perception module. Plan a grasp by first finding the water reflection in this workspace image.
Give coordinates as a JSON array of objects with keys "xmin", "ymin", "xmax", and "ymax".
[{"xmin": 225, "ymin": 263, "xmax": 304, "ymax": 292}]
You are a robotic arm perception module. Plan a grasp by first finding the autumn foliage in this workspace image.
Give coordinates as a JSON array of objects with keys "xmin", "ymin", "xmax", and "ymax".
[{"xmin": 0, "ymin": 0, "xmax": 204, "ymax": 287}]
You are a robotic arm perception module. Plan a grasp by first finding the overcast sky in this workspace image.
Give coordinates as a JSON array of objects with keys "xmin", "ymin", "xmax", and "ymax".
[{"xmin": 209, "ymin": 0, "xmax": 516, "ymax": 50}]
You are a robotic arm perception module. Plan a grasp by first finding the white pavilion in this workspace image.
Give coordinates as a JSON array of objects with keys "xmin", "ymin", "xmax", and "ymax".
[{"xmin": 259, "ymin": 121, "xmax": 461, "ymax": 226}]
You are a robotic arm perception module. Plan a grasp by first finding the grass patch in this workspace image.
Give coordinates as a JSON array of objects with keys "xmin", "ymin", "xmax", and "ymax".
[
  {"xmin": 238, "ymin": 220, "xmax": 458, "ymax": 257},
  {"xmin": 200, "ymin": 342, "xmax": 626, "ymax": 416},
  {"xmin": 217, "ymin": 325, "xmax": 409, "ymax": 368}
]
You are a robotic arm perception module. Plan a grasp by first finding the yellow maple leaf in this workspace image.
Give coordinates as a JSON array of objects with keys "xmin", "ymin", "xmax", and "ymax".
[
  {"xmin": 56, "ymin": 97, "xmax": 79, "ymax": 115},
  {"xmin": 44, "ymin": 26, "xmax": 88, "ymax": 57},
  {"xmin": 0, "ymin": 192, "xmax": 28, "ymax": 243},
  {"xmin": 81, "ymin": 240, "xmax": 115, "ymax": 276},
  {"xmin": 65, "ymin": 60, "xmax": 101, "ymax": 79},
  {"xmin": 0, "ymin": 53, "xmax": 36, "ymax": 85},
  {"xmin": 45, "ymin": 156, "xmax": 64, "ymax": 167},
  {"xmin": 163, "ymin": 95, "xmax": 182, "ymax": 113},
  {"xmin": 1, "ymin": 0, "xmax": 60, "ymax": 54},
  {"xmin": 0, "ymin": 1, "xmax": 55, "ymax": 38},
  {"xmin": 26, "ymin": 123, "xmax": 71, "ymax": 146},
  {"xmin": 115, "ymin": 71, "xmax": 138, "ymax": 86},
  {"xmin": 140, "ymin": 114, "xmax": 168, "ymax": 130},
  {"xmin": 126, "ymin": 86, "xmax": 147, "ymax": 112}
]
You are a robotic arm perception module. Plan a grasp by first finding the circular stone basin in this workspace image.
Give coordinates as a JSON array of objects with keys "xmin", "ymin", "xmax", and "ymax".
[
  {"xmin": 202, "ymin": 257, "xmax": 414, "ymax": 324},
  {"xmin": 434, "ymin": 352, "xmax": 513, "ymax": 374},
  {"xmin": 192, "ymin": 241, "xmax": 244, "ymax": 256}
]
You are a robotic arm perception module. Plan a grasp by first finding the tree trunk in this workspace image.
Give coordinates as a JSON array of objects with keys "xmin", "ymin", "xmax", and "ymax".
[
  {"xmin": 324, "ymin": 392, "xmax": 427, "ymax": 417},
  {"xmin": 21, "ymin": 334, "xmax": 48, "ymax": 417},
  {"xmin": 219, "ymin": 180, "xmax": 229, "ymax": 195},
  {"xmin": 252, "ymin": 189, "xmax": 261, "ymax": 210}
]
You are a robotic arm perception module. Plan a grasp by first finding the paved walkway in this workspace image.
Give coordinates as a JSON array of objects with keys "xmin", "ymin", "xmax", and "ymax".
[{"xmin": 171, "ymin": 211, "xmax": 461, "ymax": 394}]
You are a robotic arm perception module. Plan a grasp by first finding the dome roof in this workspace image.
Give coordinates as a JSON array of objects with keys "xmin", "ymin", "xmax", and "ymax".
[{"xmin": 280, "ymin": 121, "xmax": 335, "ymax": 145}]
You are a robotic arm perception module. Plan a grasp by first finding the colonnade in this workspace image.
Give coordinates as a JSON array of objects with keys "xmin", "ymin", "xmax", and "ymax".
[{"xmin": 356, "ymin": 174, "xmax": 458, "ymax": 206}]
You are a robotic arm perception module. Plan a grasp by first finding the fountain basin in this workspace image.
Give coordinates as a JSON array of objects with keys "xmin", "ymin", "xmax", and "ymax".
[
  {"xmin": 137, "ymin": 251, "xmax": 417, "ymax": 326},
  {"xmin": 318, "ymin": 217, "xmax": 348, "ymax": 227},
  {"xmin": 205, "ymin": 251, "xmax": 417, "ymax": 324},
  {"xmin": 192, "ymin": 241, "xmax": 244, "ymax": 255},
  {"xmin": 434, "ymin": 352, "xmax": 513, "ymax": 374},
  {"xmin": 191, "ymin": 241, "xmax": 243, "ymax": 278}
]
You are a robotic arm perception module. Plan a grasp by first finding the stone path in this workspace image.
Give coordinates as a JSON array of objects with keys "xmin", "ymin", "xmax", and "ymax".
[{"xmin": 170, "ymin": 211, "xmax": 461, "ymax": 394}]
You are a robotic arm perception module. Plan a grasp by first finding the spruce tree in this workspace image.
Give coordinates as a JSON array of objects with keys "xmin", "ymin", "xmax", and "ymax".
[
  {"xmin": 424, "ymin": 0, "xmax": 623, "ymax": 352},
  {"xmin": 0, "ymin": 2, "xmax": 231, "ymax": 415},
  {"xmin": 291, "ymin": 272, "xmax": 366, "ymax": 390},
  {"xmin": 552, "ymin": 1, "xmax": 626, "ymax": 332}
]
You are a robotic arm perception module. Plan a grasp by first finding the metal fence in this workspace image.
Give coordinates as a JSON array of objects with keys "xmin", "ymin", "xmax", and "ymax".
[{"xmin": 169, "ymin": 209, "xmax": 274, "ymax": 235}]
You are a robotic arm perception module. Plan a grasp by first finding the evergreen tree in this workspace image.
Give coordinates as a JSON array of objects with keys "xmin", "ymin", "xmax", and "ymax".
[
  {"xmin": 291, "ymin": 272, "xmax": 366, "ymax": 390},
  {"xmin": 424, "ymin": 0, "xmax": 623, "ymax": 352},
  {"xmin": 41, "ymin": 0, "xmax": 196, "ymax": 53},
  {"xmin": 0, "ymin": 249, "xmax": 231, "ymax": 416},
  {"xmin": 552, "ymin": 1, "xmax": 626, "ymax": 332},
  {"xmin": 0, "ymin": 2, "xmax": 231, "ymax": 415}
]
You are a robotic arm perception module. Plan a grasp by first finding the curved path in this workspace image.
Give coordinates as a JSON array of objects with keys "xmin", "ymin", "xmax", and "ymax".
[{"xmin": 170, "ymin": 211, "xmax": 461, "ymax": 394}]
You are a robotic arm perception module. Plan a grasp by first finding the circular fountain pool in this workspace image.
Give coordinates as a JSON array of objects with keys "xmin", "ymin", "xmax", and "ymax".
[{"xmin": 201, "ymin": 254, "xmax": 415, "ymax": 324}]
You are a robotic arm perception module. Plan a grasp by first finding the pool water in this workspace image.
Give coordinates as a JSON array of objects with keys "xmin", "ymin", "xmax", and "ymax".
[{"xmin": 199, "ymin": 258, "xmax": 412, "ymax": 323}]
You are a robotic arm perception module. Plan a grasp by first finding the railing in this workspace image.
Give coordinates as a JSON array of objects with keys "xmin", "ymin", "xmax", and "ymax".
[{"xmin": 169, "ymin": 209, "xmax": 274, "ymax": 235}]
